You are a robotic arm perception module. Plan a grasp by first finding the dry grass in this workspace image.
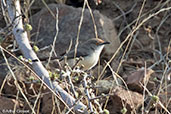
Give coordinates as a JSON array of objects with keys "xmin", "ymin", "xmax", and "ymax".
[{"xmin": 0, "ymin": 0, "xmax": 170, "ymax": 114}]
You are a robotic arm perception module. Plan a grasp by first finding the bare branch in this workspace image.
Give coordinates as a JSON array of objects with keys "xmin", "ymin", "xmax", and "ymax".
[{"xmin": 5, "ymin": 0, "xmax": 87, "ymax": 113}]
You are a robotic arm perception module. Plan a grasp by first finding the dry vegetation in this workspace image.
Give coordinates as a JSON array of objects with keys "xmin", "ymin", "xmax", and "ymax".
[{"xmin": 0, "ymin": 0, "xmax": 171, "ymax": 114}]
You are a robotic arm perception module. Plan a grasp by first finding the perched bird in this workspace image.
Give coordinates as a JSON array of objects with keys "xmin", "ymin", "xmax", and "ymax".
[
  {"xmin": 60, "ymin": 38, "xmax": 110, "ymax": 70},
  {"xmin": 34, "ymin": 38, "xmax": 110, "ymax": 70}
]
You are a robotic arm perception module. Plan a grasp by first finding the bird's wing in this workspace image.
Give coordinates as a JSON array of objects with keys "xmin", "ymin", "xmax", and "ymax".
[{"xmin": 60, "ymin": 48, "xmax": 89, "ymax": 61}]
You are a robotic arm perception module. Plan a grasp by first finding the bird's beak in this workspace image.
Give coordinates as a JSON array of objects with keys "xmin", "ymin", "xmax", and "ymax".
[{"xmin": 100, "ymin": 41, "xmax": 110, "ymax": 45}]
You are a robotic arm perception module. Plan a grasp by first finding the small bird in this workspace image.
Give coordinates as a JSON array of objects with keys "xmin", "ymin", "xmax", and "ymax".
[
  {"xmin": 34, "ymin": 38, "xmax": 110, "ymax": 70},
  {"xmin": 60, "ymin": 38, "xmax": 110, "ymax": 70}
]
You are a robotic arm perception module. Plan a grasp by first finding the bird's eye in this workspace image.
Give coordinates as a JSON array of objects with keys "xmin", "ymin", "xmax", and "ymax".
[
  {"xmin": 96, "ymin": 42, "xmax": 100, "ymax": 45},
  {"xmin": 96, "ymin": 42, "xmax": 99, "ymax": 46}
]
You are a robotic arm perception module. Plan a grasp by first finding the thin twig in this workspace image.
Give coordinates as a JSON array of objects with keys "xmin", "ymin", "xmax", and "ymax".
[
  {"xmin": 66, "ymin": 69, "xmax": 77, "ymax": 98},
  {"xmin": 83, "ymin": 73, "xmax": 94, "ymax": 113},
  {"xmin": 74, "ymin": 0, "xmax": 87, "ymax": 59},
  {"xmin": 47, "ymin": 8, "xmax": 59, "ymax": 66},
  {"xmin": 99, "ymin": 5, "xmax": 171, "ymax": 80},
  {"xmin": 1, "ymin": 48, "xmax": 36, "ymax": 114},
  {"xmin": 4, "ymin": 0, "xmax": 87, "ymax": 112},
  {"xmin": 86, "ymin": 1, "xmax": 98, "ymax": 38}
]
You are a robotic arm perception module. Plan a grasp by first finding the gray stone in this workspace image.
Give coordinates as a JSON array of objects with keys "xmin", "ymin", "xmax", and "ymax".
[
  {"xmin": 0, "ymin": 58, "xmax": 19, "ymax": 84},
  {"xmin": 109, "ymin": 86, "xmax": 143, "ymax": 113},
  {"xmin": 30, "ymin": 4, "xmax": 120, "ymax": 59},
  {"xmin": 95, "ymin": 80, "xmax": 119, "ymax": 94}
]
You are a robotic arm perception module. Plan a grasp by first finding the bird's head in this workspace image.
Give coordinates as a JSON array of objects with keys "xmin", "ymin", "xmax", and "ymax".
[{"xmin": 86, "ymin": 38, "xmax": 110, "ymax": 47}]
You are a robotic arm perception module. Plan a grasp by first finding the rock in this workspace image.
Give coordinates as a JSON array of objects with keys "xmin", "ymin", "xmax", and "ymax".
[
  {"xmin": 0, "ymin": 59, "xmax": 21, "ymax": 96},
  {"xmin": 0, "ymin": 96, "xmax": 31, "ymax": 113},
  {"xmin": 0, "ymin": 96, "xmax": 22, "ymax": 112},
  {"xmin": 30, "ymin": 3, "xmax": 120, "ymax": 60},
  {"xmin": 108, "ymin": 86, "xmax": 143, "ymax": 113},
  {"xmin": 41, "ymin": 92, "xmax": 55, "ymax": 114},
  {"xmin": 0, "ymin": 58, "xmax": 41, "ymax": 96},
  {"xmin": 0, "ymin": 62, "xmax": 9, "ymax": 84},
  {"xmin": 111, "ymin": 59, "xmax": 123, "ymax": 74},
  {"xmin": 146, "ymin": 80, "xmax": 155, "ymax": 92},
  {"xmin": 31, "ymin": 0, "xmax": 64, "ymax": 10},
  {"xmin": 0, "ymin": 8, "xmax": 5, "ymax": 28},
  {"xmin": 41, "ymin": 89, "xmax": 65, "ymax": 114},
  {"xmin": 158, "ymin": 85, "xmax": 171, "ymax": 112},
  {"xmin": 90, "ymin": 59, "xmax": 123, "ymax": 80},
  {"xmin": 126, "ymin": 68, "xmax": 154, "ymax": 93},
  {"xmin": 95, "ymin": 80, "xmax": 115, "ymax": 94},
  {"xmin": 0, "ymin": 58, "xmax": 20, "ymax": 85},
  {"xmin": 95, "ymin": 80, "xmax": 122, "ymax": 94},
  {"xmin": 2, "ymin": 78, "xmax": 18, "ymax": 96},
  {"xmin": 91, "ymin": 65, "xmax": 104, "ymax": 79}
]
